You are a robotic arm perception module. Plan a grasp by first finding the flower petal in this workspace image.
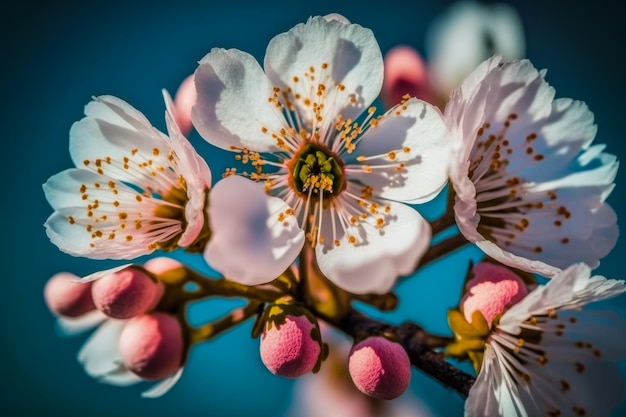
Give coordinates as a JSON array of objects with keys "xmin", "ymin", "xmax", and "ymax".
[
  {"xmin": 141, "ymin": 367, "xmax": 184, "ymax": 398},
  {"xmin": 264, "ymin": 15, "xmax": 383, "ymax": 128},
  {"xmin": 499, "ymin": 263, "xmax": 626, "ymax": 333},
  {"xmin": 348, "ymin": 98, "xmax": 451, "ymax": 204},
  {"xmin": 192, "ymin": 48, "xmax": 285, "ymax": 153},
  {"xmin": 465, "ymin": 346, "xmax": 526, "ymax": 417},
  {"xmin": 315, "ymin": 201, "xmax": 430, "ymax": 294},
  {"xmin": 163, "ymin": 90, "xmax": 211, "ymax": 247},
  {"xmin": 77, "ymin": 319, "xmax": 142, "ymax": 386},
  {"xmin": 55, "ymin": 310, "xmax": 107, "ymax": 337},
  {"xmin": 204, "ymin": 175, "xmax": 305, "ymax": 285},
  {"xmin": 69, "ymin": 97, "xmax": 176, "ymax": 191},
  {"xmin": 43, "ymin": 169, "xmax": 177, "ymax": 259},
  {"xmin": 448, "ymin": 57, "xmax": 619, "ymax": 276}
]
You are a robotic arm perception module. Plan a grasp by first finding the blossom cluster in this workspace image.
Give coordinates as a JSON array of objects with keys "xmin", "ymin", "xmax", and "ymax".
[{"xmin": 42, "ymin": 5, "xmax": 624, "ymax": 417}]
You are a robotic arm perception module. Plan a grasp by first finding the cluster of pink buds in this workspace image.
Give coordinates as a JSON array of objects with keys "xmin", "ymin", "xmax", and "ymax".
[{"xmin": 44, "ymin": 258, "xmax": 186, "ymax": 382}]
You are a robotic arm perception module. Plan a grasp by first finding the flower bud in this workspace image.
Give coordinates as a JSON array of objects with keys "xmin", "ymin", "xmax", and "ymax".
[
  {"xmin": 91, "ymin": 267, "xmax": 163, "ymax": 319},
  {"xmin": 118, "ymin": 312, "xmax": 184, "ymax": 380},
  {"xmin": 461, "ymin": 262, "xmax": 528, "ymax": 326},
  {"xmin": 44, "ymin": 272, "xmax": 96, "ymax": 318},
  {"xmin": 348, "ymin": 336, "xmax": 411, "ymax": 400},
  {"xmin": 173, "ymin": 74, "xmax": 196, "ymax": 136},
  {"xmin": 260, "ymin": 313, "xmax": 322, "ymax": 378},
  {"xmin": 382, "ymin": 45, "xmax": 431, "ymax": 109},
  {"xmin": 143, "ymin": 257, "xmax": 183, "ymax": 275}
]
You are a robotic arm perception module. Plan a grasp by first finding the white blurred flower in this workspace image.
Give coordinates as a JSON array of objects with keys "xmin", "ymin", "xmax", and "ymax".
[
  {"xmin": 426, "ymin": 0, "xmax": 525, "ymax": 101},
  {"xmin": 446, "ymin": 55, "xmax": 618, "ymax": 277},
  {"xmin": 192, "ymin": 14, "xmax": 450, "ymax": 294},
  {"xmin": 464, "ymin": 263, "xmax": 626, "ymax": 417}
]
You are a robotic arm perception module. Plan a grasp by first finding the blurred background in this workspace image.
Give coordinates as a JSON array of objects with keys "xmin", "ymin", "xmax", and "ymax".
[{"xmin": 2, "ymin": 0, "xmax": 625, "ymax": 415}]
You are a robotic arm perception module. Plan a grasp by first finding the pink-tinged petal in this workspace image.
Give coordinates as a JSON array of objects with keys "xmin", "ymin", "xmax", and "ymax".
[
  {"xmin": 163, "ymin": 90, "xmax": 211, "ymax": 247},
  {"xmin": 204, "ymin": 175, "xmax": 304, "ymax": 285},
  {"xmin": 192, "ymin": 48, "xmax": 285, "ymax": 153},
  {"xmin": 382, "ymin": 45, "xmax": 431, "ymax": 109},
  {"xmin": 316, "ymin": 201, "xmax": 430, "ymax": 294},
  {"xmin": 348, "ymin": 98, "xmax": 451, "ymax": 204},
  {"xmin": 264, "ymin": 15, "xmax": 383, "ymax": 128}
]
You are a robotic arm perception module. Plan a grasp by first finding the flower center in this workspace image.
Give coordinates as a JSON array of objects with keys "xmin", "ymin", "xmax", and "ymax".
[{"xmin": 290, "ymin": 143, "xmax": 344, "ymax": 201}]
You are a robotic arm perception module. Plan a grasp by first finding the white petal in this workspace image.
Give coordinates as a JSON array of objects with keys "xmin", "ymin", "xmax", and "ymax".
[
  {"xmin": 69, "ymin": 98, "xmax": 172, "ymax": 184},
  {"xmin": 264, "ymin": 15, "xmax": 383, "ymax": 126},
  {"xmin": 465, "ymin": 346, "xmax": 527, "ymax": 417},
  {"xmin": 448, "ymin": 57, "xmax": 618, "ymax": 275},
  {"xmin": 475, "ymin": 239, "xmax": 561, "ymax": 278},
  {"xmin": 77, "ymin": 264, "xmax": 133, "ymax": 283},
  {"xmin": 204, "ymin": 175, "xmax": 304, "ymax": 285},
  {"xmin": 500, "ymin": 263, "xmax": 626, "ymax": 333},
  {"xmin": 315, "ymin": 201, "xmax": 430, "ymax": 294},
  {"xmin": 84, "ymin": 95, "xmax": 153, "ymax": 132},
  {"xmin": 141, "ymin": 367, "xmax": 184, "ymax": 398},
  {"xmin": 55, "ymin": 310, "xmax": 107, "ymax": 337},
  {"xmin": 323, "ymin": 13, "xmax": 350, "ymax": 24},
  {"xmin": 349, "ymin": 98, "xmax": 451, "ymax": 204},
  {"xmin": 78, "ymin": 319, "xmax": 141, "ymax": 386},
  {"xmin": 192, "ymin": 48, "xmax": 285, "ymax": 153}
]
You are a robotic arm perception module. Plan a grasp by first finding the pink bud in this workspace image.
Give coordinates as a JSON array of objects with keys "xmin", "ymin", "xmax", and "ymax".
[
  {"xmin": 91, "ymin": 268, "xmax": 163, "ymax": 319},
  {"xmin": 260, "ymin": 315, "xmax": 321, "ymax": 378},
  {"xmin": 143, "ymin": 257, "xmax": 183, "ymax": 275},
  {"xmin": 119, "ymin": 312, "xmax": 184, "ymax": 380},
  {"xmin": 382, "ymin": 45, "xmax": 431, "ymax": 109},
  {"xmin": 43, "ymin": 272, "xmax": 96, "ymax": 318},
  {"xmin": 348, "ymin": 336, "xmax": 411, "ymax": 400},
  {"xmin": 461, "ymin": 262, "xmax": 528, "ymax": 326},
  {"xmin": 173, "ymin": 74, "xmax": 196, "ymax": 136}
]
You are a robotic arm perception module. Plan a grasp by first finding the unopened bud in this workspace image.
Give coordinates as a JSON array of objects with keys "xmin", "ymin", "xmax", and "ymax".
[
  {"xmin": 119, "ymin": 312, "xmax": 184, "ymax": 380},
  {"xmin": 382, "ymin": 45, "xmax": 431, "ymax": 109},
  {"xmin": 461, "ymin": 262, "xmax": 528, "ymax": 327},
  {"xmin": 173, "ymin": 74, "xmax": 196, "ymax": 136},
  {"xmin": 348, "ymin": 336, "xmax": 411, "ymax": 400},
  {"xmin": 260, "ymin": 313, "xmax": 322, "ymax": 378},
  {"xmin": 44, "ymin": 272, "xmax": 96, "ymax": 318},
  {"xmin": 91, "ymin": 267, "xmax": 163, "ymax": 319}
]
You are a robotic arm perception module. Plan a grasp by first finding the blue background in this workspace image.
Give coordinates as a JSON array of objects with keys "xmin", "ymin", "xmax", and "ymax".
[{"xmin": 2, "ymin": 0, "xmax": 625, "ymax": 416}]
